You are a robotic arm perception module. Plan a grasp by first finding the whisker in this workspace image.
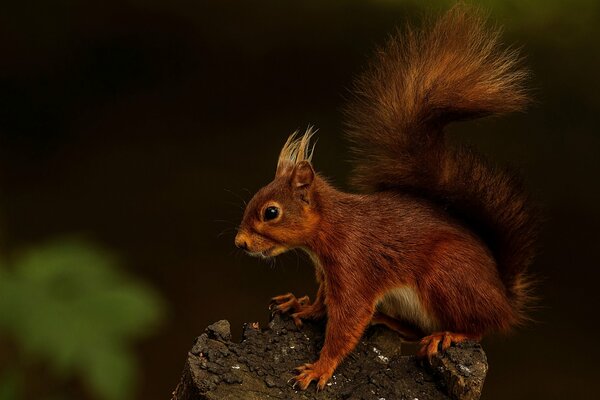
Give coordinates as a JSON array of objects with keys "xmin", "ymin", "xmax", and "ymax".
[
  {"xmin": 224, "ymin": 188, "xmax": 249, "ymax": 207},
  {"xmin": 293, "ymin": 248, "xmax": 301, "ymax": 270},
  {"xmin": 224, "ymin": 200, "xmax": 246, "ymax": 211},
  {"xmin": 217, "ymin": 227, "xmax": 237, "ymax": 238}
]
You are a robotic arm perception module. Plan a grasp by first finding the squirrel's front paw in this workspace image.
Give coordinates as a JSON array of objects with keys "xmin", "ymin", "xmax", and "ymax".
[
  {"xmin": 270, "ymin": 293, "xmax": 310, "ymax": 315},
  {"xmin": 293, "ymin": 361, "xmax": 334, "ymax": 391}
]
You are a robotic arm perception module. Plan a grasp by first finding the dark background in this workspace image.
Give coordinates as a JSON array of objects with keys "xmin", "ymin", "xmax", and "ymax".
[{"xmin": 1, "ymin": 0, "xmax": 599, "ymax": 399}]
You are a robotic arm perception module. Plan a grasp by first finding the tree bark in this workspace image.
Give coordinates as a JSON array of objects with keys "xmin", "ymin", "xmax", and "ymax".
[{"xmin": 172, "ymin": 314, "xmax": 487, "ymax": 400}]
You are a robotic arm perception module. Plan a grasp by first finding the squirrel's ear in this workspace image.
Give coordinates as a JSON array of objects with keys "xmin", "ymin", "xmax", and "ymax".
[{"xmin": 291, "ymin": 160, "xmax": 315, "ymax": 189}]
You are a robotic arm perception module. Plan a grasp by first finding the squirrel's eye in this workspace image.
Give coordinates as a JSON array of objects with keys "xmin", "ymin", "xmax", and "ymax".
[{"xmin": 264, "ymin": 206, "xmax": 280, "ymax": 221}]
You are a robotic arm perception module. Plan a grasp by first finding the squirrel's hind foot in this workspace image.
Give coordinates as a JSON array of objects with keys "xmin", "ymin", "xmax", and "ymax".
[{"xmin": 417, "ymin": 332, "xmax": 480, "ymax": 359}]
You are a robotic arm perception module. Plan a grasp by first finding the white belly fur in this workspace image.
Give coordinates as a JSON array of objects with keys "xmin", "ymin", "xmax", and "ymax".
[{"xmin": 376, "ymin": 286, "xmax": 439, "ymax": 333}]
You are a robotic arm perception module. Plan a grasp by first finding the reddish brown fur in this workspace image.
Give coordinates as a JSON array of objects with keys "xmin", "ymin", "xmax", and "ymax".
[
  {"xmin": 235, "ymin": 5, "xmax": 537, "ymax": 390},
  {"xmin": 345, "ymin": 6, "xmax": 537, "ymax": 317}
]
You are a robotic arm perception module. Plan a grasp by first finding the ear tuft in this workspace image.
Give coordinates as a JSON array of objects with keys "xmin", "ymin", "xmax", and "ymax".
[
  {"xmin": 276, "ymin": 127, "xmax": 317, "ymax": 177},
  {"xmin": 291, "ymin": 160, "xmax": 315, "ymax": 188}
]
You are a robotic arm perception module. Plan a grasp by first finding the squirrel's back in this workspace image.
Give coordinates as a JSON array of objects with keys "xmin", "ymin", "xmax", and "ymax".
[{"xmin": 344, "ymin": 5, "xmax": 537, "ymax": 322}]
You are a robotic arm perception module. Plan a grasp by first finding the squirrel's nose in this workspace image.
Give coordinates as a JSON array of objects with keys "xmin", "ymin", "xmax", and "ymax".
[{"xmin": 235, "ymin": 233, "xmax": 249, "ymax": 251}]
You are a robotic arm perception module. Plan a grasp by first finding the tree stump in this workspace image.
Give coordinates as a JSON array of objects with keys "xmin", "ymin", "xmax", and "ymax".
[{"xmin": 172, "ymin": 314, "xmax": 487, "ymax": 400}]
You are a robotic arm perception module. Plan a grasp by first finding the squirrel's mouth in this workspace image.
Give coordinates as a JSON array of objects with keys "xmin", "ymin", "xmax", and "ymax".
[
  {"xmin": 247, "ymin": 246, "xmax": 287, "ymax": 259},
  {"xmin": 259, "ymin": 247, "xmax": 276, "ymax": 258},
  {"xmin": 246, "ymin": 246, "xmax": 276, "ymax": 259}
]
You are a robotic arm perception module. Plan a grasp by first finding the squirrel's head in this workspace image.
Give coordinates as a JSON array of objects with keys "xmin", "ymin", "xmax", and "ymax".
[{"xmin": 235, "ymin": 129, "xmax": 320, "ymax": 258}]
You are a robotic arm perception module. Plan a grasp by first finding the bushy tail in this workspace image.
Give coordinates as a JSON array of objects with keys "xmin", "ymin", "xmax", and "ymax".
[{"xmin": 344, "ymin": 5, "xmax": 537, "ymax": 321}]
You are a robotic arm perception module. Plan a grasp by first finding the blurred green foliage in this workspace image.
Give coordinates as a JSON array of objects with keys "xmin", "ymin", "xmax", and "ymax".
[
  {"xmin": 0, "ymin": 239, "xmax": 164, "ymax": 400},
  {"xmin": 0, "ymin": 370, "xmax": 19, "ymax": 400}
]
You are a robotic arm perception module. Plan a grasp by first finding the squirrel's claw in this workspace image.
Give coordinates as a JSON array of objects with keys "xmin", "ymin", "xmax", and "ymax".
[{"xmin": 290, "ymin": 313, "xmax": 304, "ymax": 328}]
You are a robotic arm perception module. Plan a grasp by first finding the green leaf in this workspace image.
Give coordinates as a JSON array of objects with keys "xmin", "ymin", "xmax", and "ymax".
[{"xmin": 0, "ymin": 238, "xmax": 164, "ymax": 400}]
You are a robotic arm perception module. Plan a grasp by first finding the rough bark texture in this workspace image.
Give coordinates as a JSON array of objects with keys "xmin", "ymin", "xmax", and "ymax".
[{"xmin": 172, "ymin": 314, "xmax": 487, "ymax": 400}]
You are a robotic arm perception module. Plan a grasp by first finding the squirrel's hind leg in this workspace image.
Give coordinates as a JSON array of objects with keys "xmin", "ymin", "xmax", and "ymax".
[
  {"xmin": 417, "ymin": 332, "xmax": 481, "ymax": 359},
  {"xmin": 371, "ymin": 312, "xmax": 424, "ymax": 342}
]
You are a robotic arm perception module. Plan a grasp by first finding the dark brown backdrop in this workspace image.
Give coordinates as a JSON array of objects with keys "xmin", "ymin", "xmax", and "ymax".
[{"xmin": 0, "ymin": 1, "xmax": 598, "ymax": 399}]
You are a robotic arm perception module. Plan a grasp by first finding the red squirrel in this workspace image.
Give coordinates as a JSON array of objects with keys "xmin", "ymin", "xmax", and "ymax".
[{"xmin": 234, "ymin": 6, "xmax": 536, "ymax": 391}]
